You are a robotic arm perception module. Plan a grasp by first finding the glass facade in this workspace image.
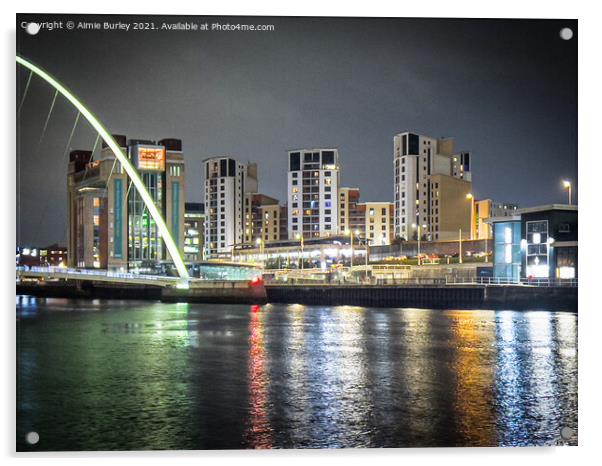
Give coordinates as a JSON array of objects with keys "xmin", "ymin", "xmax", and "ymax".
[
  {"xmin": 188, "ymin": 263, "xmax": 260, "ymax": 281},
  {"xmin": 92, "ymin": 197, "xmax": 101, "ymax": 268},
  {"xmin": 128, "ymin": 172, "xmax": 163, "ymax": 267},
  {"xmin": 493, "ymin": 220, "xmax": 521, "ymax": 281}
]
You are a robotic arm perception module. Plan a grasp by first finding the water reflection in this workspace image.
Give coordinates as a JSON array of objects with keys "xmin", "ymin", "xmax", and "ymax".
[
  {"xmin": 449, "ymin": 310, "xmax": 497, "ymax": 446},
  {"xmin": 319, "ymin": 307, "xmax": 370, "ymax": 447},
  {"xmin": 395, "ymin": 309, "xmax": 441, "ymax": 445},
  {"xmin": 495, "ymin": 311, "xmax": 528, "ymax": 445},
  {"xmin": 245, "ymin": 305, "xmax": 273, "ymax": 448},
  {"xmin": 17, "ymin": 298, "xmax": 577, "ymax": 450}
]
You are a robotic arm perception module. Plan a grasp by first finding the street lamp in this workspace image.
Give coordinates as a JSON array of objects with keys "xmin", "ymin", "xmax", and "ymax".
[
  {"xmin": 412, "ymin": 223, "xmax": 424, "ymax": 265},
  {"xmin": 562, "ymin": 180, "xmax": 572, "ymax": 205},
  {"xmin": 466, "ymin": 193, "xmax": 475, "ymax": 240}
]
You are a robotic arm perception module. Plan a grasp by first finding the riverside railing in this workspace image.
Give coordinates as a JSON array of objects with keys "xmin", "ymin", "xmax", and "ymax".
[
  {"xmin": 263, "ymin": 275, "xmax": 577, "ymax": 288},
  {"xmin": 19, "ymin": 266, "xmax": 178, "ymax": 282},
  {"xmin": 445, "ymin": 276, "xmax": 578, "ymax": 287}
]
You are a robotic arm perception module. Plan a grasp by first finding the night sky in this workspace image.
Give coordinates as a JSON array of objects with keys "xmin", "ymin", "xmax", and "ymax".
[{"xmin": 16, "ymin": 14, "xmax": 577, "ymax": 246}]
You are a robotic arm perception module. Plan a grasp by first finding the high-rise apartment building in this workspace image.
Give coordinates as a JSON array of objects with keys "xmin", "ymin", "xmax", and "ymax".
[
  {"xmin": 287, "ymin": 148, "xmax": 340, "ymax": 239},
  {"xmin": 67, "ymin": 136, "xmax": 185, "ymax": 272},
  {"xmin": 393, "ymin": 132, "xmax": 472, "ymax": 241},
  {"xmin": 203, "ymin": 157, "xmax": 257, "ymax": 258}
]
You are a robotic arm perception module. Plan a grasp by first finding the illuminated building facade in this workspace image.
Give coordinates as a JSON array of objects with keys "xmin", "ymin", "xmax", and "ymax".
[
  {"xmin": 287, "ymin": 148, "xmax": 340, "ymax": 239},
  {"xmin": 491, "ymin": 204, "xmax": 577, "ymax": 280},
  {"xmin": 519, "ymin": 204, "xmax": 578, "ymax": 279},
  {"xmin": 258, "ymin": 203, "xmax": 284, "ymax": 243},
  {"xmin": 243, "ymin": 194, "xmax": 286, "ymax": 244},
  {"xmin": 68, "ymin": 148, "xmax": 112, "ymax": 269},
  {"xmin": 492, "ymin": 217, "xmax": 522, "ymax": 281},
  {"xmin": 243, "ymin": 194, "xmax": 279, "ymax": 244},
  {"xmin": 17, "ymin": 244, "xmax": 68, "ymax": 268},
  {"xmin": 359, "ymin": 202, "xmax": 394, "ymax": 246},
  {"xmin": 203, "ymin": 157, "xmax": 258, "ymax": 258},
  {"xmin": 232, "ymin": 235, "xmax": 364, "ymax": 269},
  {"xmin": 67, "ymin": 136, "xmax": 185, "ymax": 272},
  {"xmin": 393, "ymin": 132, "xmax": 472, "ymax": 241},
  {"xmin": 338, "ymin": 187, "xmax": 362, "ymax": 235}
]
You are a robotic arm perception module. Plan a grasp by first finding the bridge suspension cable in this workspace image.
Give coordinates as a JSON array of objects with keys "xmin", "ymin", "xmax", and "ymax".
[
  {"xmin": 61, "ymin": 112, "xmax": 81, "ymax": 164},
  {"xmin": 35, "ymin": 90, "xmax": 58, "ymax": 156},
  {"xmin": 16, "ymin": 55, "xmax": 190, "ymax": 280},
  {"xmin": 17, "ymin": 70, "xmax": 33, "ymax": 117}
]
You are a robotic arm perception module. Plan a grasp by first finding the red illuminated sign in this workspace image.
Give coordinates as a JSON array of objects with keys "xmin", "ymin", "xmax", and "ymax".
[{"xmin": 136, "ymin": 147, "xmax": 165, "ymax": 171}]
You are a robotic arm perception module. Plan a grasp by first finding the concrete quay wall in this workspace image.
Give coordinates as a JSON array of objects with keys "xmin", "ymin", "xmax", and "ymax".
[
  {"xmin": 266, "ymin": 284, "xmax": 577, "ymax": 311},
  {"xmin": 161, "ymin": 281, "xmax": 267, "ymax": 304}
]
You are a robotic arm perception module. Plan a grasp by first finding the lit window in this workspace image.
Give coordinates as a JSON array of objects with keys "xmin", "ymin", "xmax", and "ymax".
[{"xmin": 533, "ymin": 233, "xmax": 541, "ymax": 244}]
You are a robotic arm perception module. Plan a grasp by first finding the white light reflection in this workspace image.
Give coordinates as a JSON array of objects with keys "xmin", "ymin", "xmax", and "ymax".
[
  {"xmin": 494, "ymin": 311, "xmax": 528, "ymax": 445},
  {"xmin": 327, "ymin": 306, "xmax": 370, "ymax": 445},
  {"xmin": 397, "ymin": 308, "xmax": 439, "ymax": 442},
  {"xmin": 525, "ymin": 311, "xmax": 559, "ymax": 443},
  {"xmin": 552, "ymin": 312, "xmax": 578, "ymax": 441},
  {"xmin": 283, "ymin": 305, "xmax": 371, "ymax": 447},
  {"xmin": 284, "ymin": 304, "xmax": 312, "ymax": 445}
]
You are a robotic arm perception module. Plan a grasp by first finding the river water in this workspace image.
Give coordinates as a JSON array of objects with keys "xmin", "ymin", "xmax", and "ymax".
[{"xmin": 16, "ymin": 296, "xmax": 578, "ymax": 450}]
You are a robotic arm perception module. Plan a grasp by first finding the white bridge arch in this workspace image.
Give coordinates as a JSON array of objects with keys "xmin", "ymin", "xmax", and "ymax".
[{"xmin": 17, "ymin": 55, "xmax": 189, "ymax": 280}]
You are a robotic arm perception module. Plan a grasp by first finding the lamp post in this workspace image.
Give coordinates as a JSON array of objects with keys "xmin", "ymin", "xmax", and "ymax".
[
  {"xmin": 466, "ymin": 193, "xmax": 475, "ymax": 240},
  {"xmin": 459, "ymin": 228, "xmax": 463, "ymax": 264},
  {"xmin": 562, "ymin": 180, "xmax": 572, "ymax": 205},
  {"xmin": 412, "ymin": 223, "xmax": 421, "ymax": 265}
]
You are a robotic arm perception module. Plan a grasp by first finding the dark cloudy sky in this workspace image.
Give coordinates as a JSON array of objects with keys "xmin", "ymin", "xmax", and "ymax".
[{"xmin": 16, "ymin": 14, "xmax": 577, "ymax": 246}]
